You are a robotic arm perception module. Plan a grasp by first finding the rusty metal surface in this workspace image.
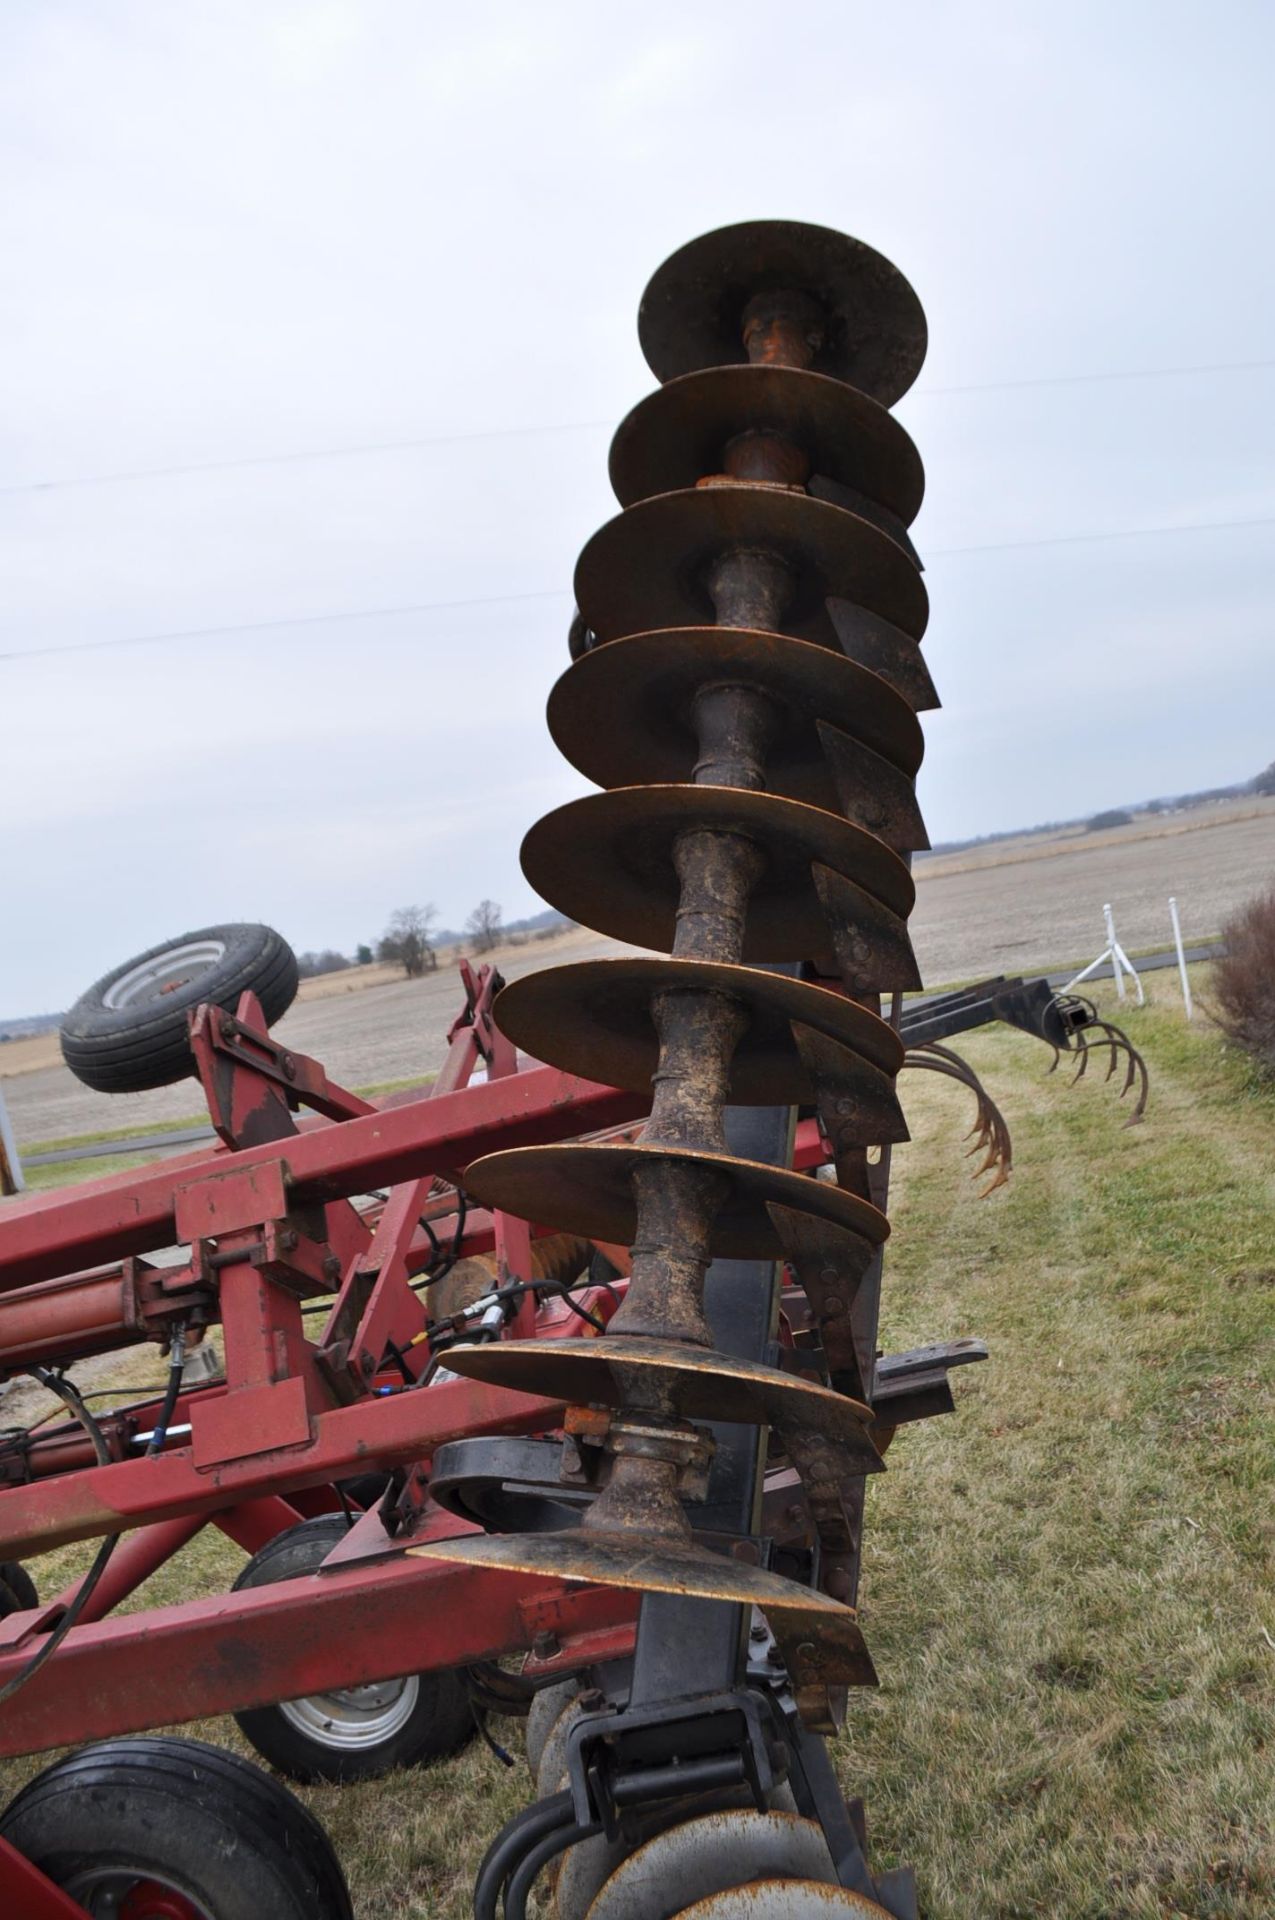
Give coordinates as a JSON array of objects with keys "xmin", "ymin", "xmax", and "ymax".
[
  {"xmin": 582, "ymin": 1811, "xmax": 838, "ymax": 1920},
  {"xmin": 493, "ymin": 959, "xmax": 901, "ymax": 1104},
  {"xmin": 608, "ymin": 365, "xmax": 923, "ymax": 525},
  {"xmin": 826, "ymin": 600, "xmax": 939, "ymax": 713},
  {"xmin": 519, "ymin": 785, "xmax": 913, "ymax": 960},
  {"xmin": 439, "ymin": 1336, "xmax": 881, "ymax": 1461},
  {"xmin": 637, "ymin": 220, "xmax": 926, "ymax": 405},
  {"xmin": 673, "ymin": 1879, "xmax": 893, "ymax": 1916},
  {"xmin": 411, "ymin": 1526, "xmax": 868, "ymax": 1644},
  {"xmin": 574, "ymin": 488, "xmax": 928, "ymax": 648},
  {"xmin": 546, "ymin": 627, "xmax": 923, "ymax": 805},
  {"xmin": 463, "ymin": 1141, "xmax": 888, "ymax": 1260}
]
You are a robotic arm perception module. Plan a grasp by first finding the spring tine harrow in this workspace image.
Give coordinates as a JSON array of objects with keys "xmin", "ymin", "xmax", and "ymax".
[{"xmin": 902, "ymin": 1043, "xmax": 1013, "ymax": 1195}]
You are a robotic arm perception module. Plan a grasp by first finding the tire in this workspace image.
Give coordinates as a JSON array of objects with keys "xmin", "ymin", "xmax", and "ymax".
[
  {"xmin": 60, "ymin": 923, "xmax": 299, "ymax": 1094},
  {"xmin": 231, "ymin": 1516, "xmax": 476, "ymax": 1783},
  {"xmin": 0, "ymin": 1560, "xmax": 38, "ymax": 1614},
  {"xmin": 0, "ymin": 1735, "xmax": 352, "ymax": 1920}
]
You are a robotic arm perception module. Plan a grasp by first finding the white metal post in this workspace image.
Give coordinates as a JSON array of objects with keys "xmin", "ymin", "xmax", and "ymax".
[
  {"xmin": 1104, "ymin": 902, "xmax": 1145, "ymax": 1007},
  {"xmin": 1169, "ymin": 896, "xmax": 1193, "ymax": 1019},
  {"xmin": 1103, "ymin": 902, "xmax": 1126, "ymax": 1000},
  {"xmin": 1064, "ymin": 904, "xmax": 1144, "ymax": 1006},
  {"xmin": 0, "ymin": 1082, "xmax": 25, "ymax": 1196}
]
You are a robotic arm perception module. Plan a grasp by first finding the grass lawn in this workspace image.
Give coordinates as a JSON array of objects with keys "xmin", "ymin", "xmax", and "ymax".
[{"xmin": 1, "ymin": 972, "xmax": 1271, "ymax": 1917}]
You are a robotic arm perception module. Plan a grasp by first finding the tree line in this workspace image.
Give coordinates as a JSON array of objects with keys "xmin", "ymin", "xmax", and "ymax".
[{"xmin": 296, "ymin": 900, "xmax": 505, "ymax": 980}]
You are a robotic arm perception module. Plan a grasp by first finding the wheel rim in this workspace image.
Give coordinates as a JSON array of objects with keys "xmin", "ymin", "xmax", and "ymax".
[
  {"xmin": 101, "ymin": 939, "xmax": 227, "ymax": 1012},
  {"xmin": 278, "ymin": 1672, "xmax": 421, "ymax": 1750},
  {"xmin": 62, "ymin": 1868, "xmax": 212, "ymax": 1919}
]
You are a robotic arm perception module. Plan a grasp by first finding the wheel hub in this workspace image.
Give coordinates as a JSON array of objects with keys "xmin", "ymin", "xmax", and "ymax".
[
  {"xmin": 277, "ymin": 1672, "xmax": 420, "ymax": 1749},
  {"xmin": 64, "ymin": 1869, "xmax": 210, "ymax": 1920}
]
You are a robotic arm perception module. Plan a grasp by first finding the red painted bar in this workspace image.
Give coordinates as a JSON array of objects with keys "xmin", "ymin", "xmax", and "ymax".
[
  {"xmin": 0, "ymin": 1374, "xmax": 564, "ymax": 1560},
  {"xmin": 0, "ymin": 1837, "xmax": 91, "ymax": 1918},
  {"xmin": 49, "ymin": 1512, "xmax": 208, "ymax": 1625},
  {"xmin": 0, "ymin": 1549, "xmax": 636, "ymax": 1759},
  {"xmin": 0, "ymin": 1068, "xmax": 647, "ymax": 1291}
]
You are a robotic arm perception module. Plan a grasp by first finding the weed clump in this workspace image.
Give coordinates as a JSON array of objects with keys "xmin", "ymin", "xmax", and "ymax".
[{"xmin": 1212, "ymin": 886, "xmax": 1275, "ymax": 1075}]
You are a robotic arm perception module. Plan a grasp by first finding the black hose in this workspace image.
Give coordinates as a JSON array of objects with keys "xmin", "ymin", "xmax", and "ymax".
[
  {"xmin": 473, "ymin": 1791, "xmax": 576, "ymax": 1920},
  {"xmin": 0, "ymin": 1370, "xmax": 119, "ymax": 1708},
  {"xmin": 146, "ymin": 1324, "xmax": 187, "ymax": 1456},
  {"xmin": 503, "ymin": 1816, "xmax": 603, "ymax": 1920}
]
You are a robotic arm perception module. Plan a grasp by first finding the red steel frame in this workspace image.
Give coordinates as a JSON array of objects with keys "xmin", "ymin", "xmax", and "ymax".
[
  {"xmin": 0, "ymin": 966, "xmax": 654, "ymax": 1752},
  {"xmin": 0, "ymin": 962, "xmax": 931, "ymax": 1913},
  {"xmin": 0, "ymin": 964, "xmax": 839, "ymax": 1764}
]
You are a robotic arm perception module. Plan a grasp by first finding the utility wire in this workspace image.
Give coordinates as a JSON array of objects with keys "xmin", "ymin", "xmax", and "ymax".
[
  {"xmin": 0, "ymin": 587, "xmax": 570, "ymax": 663},
  {"xmin": 3, "ymin": 356, "xmax": 1273, "ymax": 498},
  {"xmin": 3, "ymin": 509, "xmax": 1273, "ymax": 667}
]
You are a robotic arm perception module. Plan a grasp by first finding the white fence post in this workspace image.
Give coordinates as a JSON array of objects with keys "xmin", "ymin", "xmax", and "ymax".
[
  {"xmin": 1064, "ymin": 903, "xmax": 1145, "ymax": 1006},
  {"xmin": 1169, "ymin": 896, "xmax": 1193, "ymax": 1020},
  {"xmin": 0, "ymin": 1083, "xmax": 25, "ymax": 1196}
]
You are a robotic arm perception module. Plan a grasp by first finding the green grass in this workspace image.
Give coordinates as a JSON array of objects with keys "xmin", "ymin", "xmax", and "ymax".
[
  {"xmin": 2, "ymin": 975, "xmax": 1271, "ymax": 1916},
  {"xmin": 849, "ymin": 975, "xmax": 1275, "ymax": 1917}
]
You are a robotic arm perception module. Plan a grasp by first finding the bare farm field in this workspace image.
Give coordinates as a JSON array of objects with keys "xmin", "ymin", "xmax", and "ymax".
[
  {"xmin": 4, "ymin": 797, "xmax": 1274, "ymax": 1152},
  {"xmin": 1, "ymin": 926, "xmax": 648, "ymax": 1148},
  {"xmin": 909, "ymin": 795, "xmax": 1275, "ymax": 988}
]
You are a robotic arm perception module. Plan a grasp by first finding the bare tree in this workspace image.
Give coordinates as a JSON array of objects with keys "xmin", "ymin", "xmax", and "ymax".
[
  {"xmin": 296, "ymin": 949, "xmax": 351, "ymax": 979},
  {"xmin": 378, "ymin": 904, "xmax": 438, "ymax": 978},
  {"xmin": 465, "ymin": 899, "xmax": 503, "ymax": 954}
]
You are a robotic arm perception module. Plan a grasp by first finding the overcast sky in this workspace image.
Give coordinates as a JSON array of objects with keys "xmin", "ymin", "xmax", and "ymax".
[{"xmin": 3, "ymin": 1, "xmax": 1273, "ymax": 1013}]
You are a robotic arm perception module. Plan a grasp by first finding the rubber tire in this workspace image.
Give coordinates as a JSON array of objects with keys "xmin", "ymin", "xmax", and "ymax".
[
  {"xmin": 0, "ymin": 1560, "xmax": 38, "ymax": 1614},
  {"xmin": 231, "ymin": 1515, "xmax": 476, "ymax": 1783},
  {"xmin": 60, "ymin": 923, "xmax": 299, "ymax": 1094},
  {"xmin": 0, "ymin": 1735, "xmax": 352, "ymax": 1919}
]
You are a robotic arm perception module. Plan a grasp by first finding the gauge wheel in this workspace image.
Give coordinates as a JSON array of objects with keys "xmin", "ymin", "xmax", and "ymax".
[
  {"xmin": 60, "ymin": 923, "xmax": 299, "ymax": 1093},
  {"xmin": 231, "ymin": 1515, "xmax": 475, "ymax": 1783},
  {"xmin": 0, "ymin": 1735, "xmax": 353, "ymax": 1919}
]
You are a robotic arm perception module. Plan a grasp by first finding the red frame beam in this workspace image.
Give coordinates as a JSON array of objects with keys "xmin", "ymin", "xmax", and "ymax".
[
  {"xmin": 0, "ymin": 1066, "xmax": 647, "ymax": 1292},
  {"xmin": 0, "ymin": 1548, "xmax": 636, "ymax": 1760},
  {"xmin": 0, "ymin": 1375, "xmax": 564, "ymax": 1561}
]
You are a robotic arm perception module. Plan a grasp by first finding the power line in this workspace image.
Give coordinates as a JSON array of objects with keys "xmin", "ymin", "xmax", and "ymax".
[
  {"xmin": 4, "ymin": 510, "xmax": 1273, "ymax": 667},
  {"xmin": 928, "ymin": 511, "xmax": 1275, "ymax": 557},
  {"xmin": 3, "ymin": 356, "xmax": 1273, "ymax": 498},
  {"xmin": 0, "ymin": 587, "xmax": 571, "ymax": 663},
  {"xmin": 919, "ymin": 356, "xmax": 1275, "ymax": 398},
  {"xmin": 0, "ymin": 420, "xmax": 609, "ymax": 497}
]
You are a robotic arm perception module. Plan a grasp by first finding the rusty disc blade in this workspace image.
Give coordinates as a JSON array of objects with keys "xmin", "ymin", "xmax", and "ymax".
[
  {"xmin": 546, "ymin": 627, "xmax": 923, "ymax": 811},
  {"xmin": 494, "ymin": 957, "xmax": 901, "ymax": 1105},
  {"xmin": 574, "ymin": 488, "xmax": 928, "ymax": 648},
  {"xmin": 410, "ymin": 1526, "xmax": 873, "ymax": 1676},
  {"xmin": 462, "ymin": 1140, "xmax": 888, "ymax": 1258},
  {"xmin": 826, "ymin": 599, "xmax": 940, "ymax": 714},
  {"xmin": 608, "ymin": 365, "xmax": 923, "ymax": 525},
  {"xmin": 520, "ymin": 785, "xmax": 913, "ymax": 960},
  {"xmin": 638, "ymin": 219, "xmax": 926, "ymax": 406},
  {"xmin": 438, "ymin": 1335, "xmax": 882, "ymax": 1464}
]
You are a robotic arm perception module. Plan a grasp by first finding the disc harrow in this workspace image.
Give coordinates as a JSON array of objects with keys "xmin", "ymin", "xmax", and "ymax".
[{"xmin": 418, "ymin": 219, "xmax": 946, "ymax": 1917}]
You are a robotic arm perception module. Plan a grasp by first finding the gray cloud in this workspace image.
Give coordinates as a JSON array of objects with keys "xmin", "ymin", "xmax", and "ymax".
[{"xmin": 3, "ymin": 0, "xmax": 1273, "ymax": 1010}]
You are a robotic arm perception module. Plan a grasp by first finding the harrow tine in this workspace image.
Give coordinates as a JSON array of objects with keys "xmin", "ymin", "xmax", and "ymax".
[
  {"xmin": 903, "ymin": 1047, "xmax": 1012, "ymax": 1194},
  {"xmin": 1100, "ymin": 1023, "xmax": 1150, "ymax": 1124}
]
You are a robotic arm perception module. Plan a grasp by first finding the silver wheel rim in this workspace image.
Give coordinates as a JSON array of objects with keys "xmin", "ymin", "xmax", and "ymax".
[
  {"xmin": 101, "ymin": 939, "xmax": 227, "ymax": 1011},
  {"xmin": 62, "ymin": 1866, "xmax": 215, "ymax": 1917},
  {"xmin": 278, "ymin": 1672, "xmax": 420, "ymax": 1750}
]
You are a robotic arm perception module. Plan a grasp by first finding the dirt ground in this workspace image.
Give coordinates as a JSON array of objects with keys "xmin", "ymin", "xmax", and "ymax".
[
  {"xmin": 4, "ymin": 796, "xmax": 1272, "ymax": 1150},
  {"xmin": 1, "ymin": 926, "xmax": 648, "ymax": 1145},
  {"xmin": 908, "ymin": 795, "xmax": 1275, "ymax": 985}
]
